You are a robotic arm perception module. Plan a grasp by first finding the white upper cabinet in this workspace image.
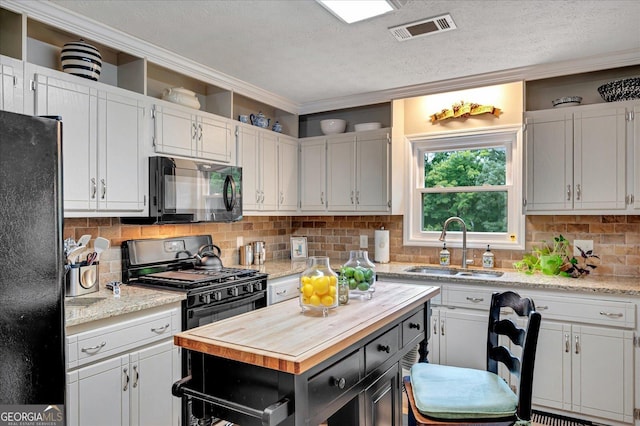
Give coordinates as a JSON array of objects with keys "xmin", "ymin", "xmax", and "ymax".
[
  {"xmin": 326, "ymin": 129, "xmax": 390, "ymax": 212},
  {"xmin": 32, "ymin": 67, "xmax": 146, "ymax": 216},
  {"xmin": 300, "ymin": 138, "xmax": 327, "ymax": 211},
  {"xmin": 524, "ymin": 103, "xmax": 632, "ymax": 214},
  {"xmin": 239, "ymin": 125, "xmax": 277, "ymax": 211},
  {"xmin": 278, "ymin": 134, "xmax": 299, "ymax": 211},
  {"xmin": 152, "ymin": 103, "xmax": 232, "ymax": 164},
  {"xmin": 0, "ymin": 56, "xmax": 23, "ymax": 113}
]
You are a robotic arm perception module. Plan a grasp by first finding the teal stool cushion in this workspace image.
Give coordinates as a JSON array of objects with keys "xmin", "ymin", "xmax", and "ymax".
[{"xmin": 410, "ymin": 363, "xmax": 518, "ymax": 420}]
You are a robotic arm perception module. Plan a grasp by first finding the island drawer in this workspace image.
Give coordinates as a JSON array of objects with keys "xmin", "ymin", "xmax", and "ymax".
[
  {"xmin": 267, "ymin": 275, "xmax": 299, "ymax": 305},
  {"xmin": 365, "ymin": 326, "xmax": 399, "ymax": 374},
  {"xmin": 308, "ymin": 350, "xmax": 362, "ymax": 416},
  {"xmin": 67, "ymin": 308, "xmax": 177, "ymax": 368},
  {"xmin": 402, "ymin": 309, "xmax": 425, "ymax": 347}
]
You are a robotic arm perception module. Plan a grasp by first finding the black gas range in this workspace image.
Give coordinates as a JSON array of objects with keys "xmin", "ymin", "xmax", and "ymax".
[{"xmin": 122, "ymin": 235, "xmax": 268, "ymax": 426}]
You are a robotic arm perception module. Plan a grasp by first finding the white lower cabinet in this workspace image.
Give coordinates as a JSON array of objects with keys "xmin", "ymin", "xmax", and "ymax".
[
  {"xmin": 66, "ymin": 307, "xmax": 181, "ymax": 426},
  {"xmin": 429, "ymin": 307, "xmax": 487, "ymax": 370}
]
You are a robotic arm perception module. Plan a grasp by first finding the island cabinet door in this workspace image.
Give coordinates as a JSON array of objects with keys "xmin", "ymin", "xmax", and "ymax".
[{"xmin": 364, "ymin": 363, "xmax": 401, "ymax": 426}]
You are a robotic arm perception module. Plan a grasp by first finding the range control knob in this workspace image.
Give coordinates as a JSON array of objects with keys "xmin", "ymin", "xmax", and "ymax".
[
  {"xmin": 200, "ymin": 293, "xmax": 211, "ymax": 304},
  {"xmin": 228, "ymin": 287, "xmax": 239, "ymax": 297},
  {"xmin": 254, "ymin": 282, "xmax": 263, "ymax": 291},
  {"xmin": 212, "ymin": 291, "xmax": 222, "ymax": 302},
  {"xmin": 244, "ymin": 283, "xmax": 254, "ymax": 293}
]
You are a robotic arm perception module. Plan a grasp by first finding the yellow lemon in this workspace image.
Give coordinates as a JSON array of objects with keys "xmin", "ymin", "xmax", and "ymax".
[
  {"xmin": 302, "ymin": 284, "xmax": 314, "ymax": 297},
  {"xmin": 313, "ymin": 276, "xmax": 330, "ymax": 295},
  {"xmin": 328, "ymin": 285, "xmax": 337, "ymax": 297},
  {"xmin": 321, "ymin": 295, "xmax": 334, "ymax": 306},
  {"xmin": 309, "ymin": 294, "xmax": 321, "ymax": 306},
  {"xmin": 301, "ymin": 276, "xmax": 311, "ymax": 286},
  {"xmin": 328, "ymin": 275, "xmax": 337, "ymax": 286}
]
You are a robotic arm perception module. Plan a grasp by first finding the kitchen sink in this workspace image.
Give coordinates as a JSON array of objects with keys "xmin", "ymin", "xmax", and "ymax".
[{"xmin": 404, "ymin": 266, "xmax": 503, "ymax": 278}]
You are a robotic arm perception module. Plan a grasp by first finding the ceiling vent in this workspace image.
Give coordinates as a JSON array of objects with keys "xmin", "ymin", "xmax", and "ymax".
[{"xmin": 389, "ymin": 14, "xmax": 456, "ymax": 41}]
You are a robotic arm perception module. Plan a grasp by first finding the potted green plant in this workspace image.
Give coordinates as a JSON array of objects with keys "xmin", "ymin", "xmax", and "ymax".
[{"xmin": 514, "ymin": 235, "xmax": 599, "ymax": 278}]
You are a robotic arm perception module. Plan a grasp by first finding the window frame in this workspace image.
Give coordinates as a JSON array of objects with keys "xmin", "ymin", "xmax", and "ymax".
[{"xmin": 404, "ymin": 126, "xmax": 525, "ymax": 250}]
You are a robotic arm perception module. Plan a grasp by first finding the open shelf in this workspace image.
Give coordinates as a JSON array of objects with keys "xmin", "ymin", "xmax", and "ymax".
[
  {"xmin": 26, "ymin": 17, "xmax": 145, "ymax": 94},
  {"xmin": 525, "ymin": 65, "xmax": 640, "ymax": 111},
  {"xmin": 147, "ymin": 61, "xmax": 232, "ymax": 118},
  {"xmin": 299, "ymin": 102, "xmax": 391, "ymax": 138},
  {"xmin": 0, "ymin": 7, "xmax": 22, "ymax": 60},
  {"xmin": 232, "ymin": 92, "xmax": 298, "ymax": 137}
]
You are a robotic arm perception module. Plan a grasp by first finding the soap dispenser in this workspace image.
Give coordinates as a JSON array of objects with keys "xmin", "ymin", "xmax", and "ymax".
[
  {"xmin": 482, "ymin": 245, "xmax": 494, "ymax": 268},
  {"xmin": 439, "ymin": 243, "xmax": 450, "ymax": 266}
]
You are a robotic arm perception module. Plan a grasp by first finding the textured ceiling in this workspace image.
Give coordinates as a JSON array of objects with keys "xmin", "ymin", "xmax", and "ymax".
[{"xmin": 50, "ymin": 0, "xmax": 640, "ymax": 108}]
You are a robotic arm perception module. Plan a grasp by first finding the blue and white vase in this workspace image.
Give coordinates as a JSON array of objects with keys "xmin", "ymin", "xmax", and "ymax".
[{"xmin": 61, "ymin": 39, "xmax": 102, "ymax": 81}]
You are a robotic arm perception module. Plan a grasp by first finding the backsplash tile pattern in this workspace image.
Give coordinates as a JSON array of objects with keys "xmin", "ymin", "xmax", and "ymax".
[{"xmin": 63, "ymin": 214, "xmax": 639, "ymax": 284}]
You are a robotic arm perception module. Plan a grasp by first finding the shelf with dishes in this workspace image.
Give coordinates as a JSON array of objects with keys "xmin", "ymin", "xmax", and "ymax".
[
  {"xmin": 525, "ymin": 64, "xmax": 640, "ymax": 111},
  {"xmin": 299, "ymin": 102, "xmax": 391, "ymax": 138}
]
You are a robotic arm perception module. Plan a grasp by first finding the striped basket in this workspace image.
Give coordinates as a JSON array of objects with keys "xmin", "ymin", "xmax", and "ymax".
[{"xmin": 61, "ymin": 39, "xmax": 102, "ymax": 81}]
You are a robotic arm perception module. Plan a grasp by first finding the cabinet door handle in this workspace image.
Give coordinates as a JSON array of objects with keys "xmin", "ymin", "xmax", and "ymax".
[
  {"xmin": 350, "ymin": 190, "xmax": 354, "ymax": 204},
  {"xmin": 356, "ymin": 190, "xmax": 360, "ymax": 204},
  {"xmin": 320, "ymin": 192, "xmax": 324, "ymax": 205},
  {"xmin": 567, "ymin": 185, "xmax": 571, "ymax": 201},
  {"xmin": 81, "ymin": 341, "xmax": 106, "ymax": 353},
  {"xmin": 564, "ymin": 333, "xmax": 570, "ymax": 353},
  {"xmin": 377, "ymin": 344, "xmax": 391, "ymax": 353},
  {"xmin": 151, "ymin": 323, "xmax": 170, "ymax": 333},
  {"xmin": 575, "ymin": 335, "xmax": 580, "ymax": 355},
  {"xmin": 466, "ymin": 297, "xmax": 484, "ymax": 303},
  {"xmin": 133, "ymin": 365, "xmax": 139, "ymax": 388},
  {"xmin": 280, "ymin": 191, "xmax": 284, "ymax": 204},
  {"xmin": 433, "ymin": 319, "xmax": 438, "ymax": 335},
  {"xmin": 331, "ymin": 377, "xmax": 346, "ymax": 389},
  {"xmin": 599, "ymin": 311, "xmax": 623, "ymax": 318},
  {"xmin": 441, "ymin": 319, "xmax": 445, "ymax": 336},
  {"xmin": 192, "ymin": 123, "xmax": 198, "ymax": 140},
  {"xmin": 409, "ymin": 322, "xmax": 421, "ymax": 330},
  {"xmin": 101, "ymin": 178, "xmax": 107, "ymax": 199},
  {"xmin": 123, "ymin": 367, "xmax": 130, "ymax": 391},
  {"xmin": 198, "ymin": 123, "xmax": 203, "ymax": 141},
  {"xmin": 576, "ymin": 184, "xmax": 581, "ymax": 201},
  {"xmin": 91, "ymin": 178, "xmax": 97, "ymax": 199}
]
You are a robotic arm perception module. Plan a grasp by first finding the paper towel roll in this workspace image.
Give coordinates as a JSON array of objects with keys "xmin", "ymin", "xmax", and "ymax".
[{"xmin": 374, "ymin": 229, "xmax": 390, "ymax": 263}]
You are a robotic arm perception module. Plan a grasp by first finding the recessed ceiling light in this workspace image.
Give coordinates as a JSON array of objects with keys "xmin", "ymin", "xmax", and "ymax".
[{"xmin": 317, "ymin": 0, "xmax": 396, "ymax": 24}]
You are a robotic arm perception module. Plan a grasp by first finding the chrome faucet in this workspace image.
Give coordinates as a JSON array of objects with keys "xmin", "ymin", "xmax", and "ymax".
[{"xmin": 439, "ymin": 216, "xmax": 469, "ymax": 269}]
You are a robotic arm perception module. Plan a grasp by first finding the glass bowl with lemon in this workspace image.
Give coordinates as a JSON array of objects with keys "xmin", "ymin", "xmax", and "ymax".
[{"xmin": 299, "ymin": 256, "xmax": 339, "ymax": 316}]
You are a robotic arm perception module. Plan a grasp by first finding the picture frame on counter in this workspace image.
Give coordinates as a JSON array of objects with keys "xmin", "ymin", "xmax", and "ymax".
[{"xmin": 291, "ymin": 237, "xmax": 308, "ymax": 260}]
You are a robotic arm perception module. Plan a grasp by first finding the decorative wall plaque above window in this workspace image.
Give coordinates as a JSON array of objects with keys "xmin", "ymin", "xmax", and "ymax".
[{"xmin": 430, "ymin": 100, "xmax": 502, "ymax": 123}]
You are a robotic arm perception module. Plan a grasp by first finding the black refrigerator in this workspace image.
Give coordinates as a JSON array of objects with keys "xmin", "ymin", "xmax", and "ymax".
[{"xmin": 0, "ymin": 110, "xmax": 65, "ymax": 415}]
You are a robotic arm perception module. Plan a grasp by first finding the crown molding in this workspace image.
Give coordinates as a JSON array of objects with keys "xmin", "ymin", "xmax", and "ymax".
[
  {"xmin": 298, "ymin": 48, "xmax": 640, "ymax": 114},
  {"xmin": 3, "ymin": 0, "xmax": 638, "ymax": 116},
  {"xmin": 1, "ymin": 0, "xmax": 300, "ymax": 114}
]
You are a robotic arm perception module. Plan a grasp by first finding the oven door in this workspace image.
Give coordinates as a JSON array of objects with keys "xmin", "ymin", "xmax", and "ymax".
[{"xmin": 186, "ymin": 291, "xmax": 266, "ymax": 330}]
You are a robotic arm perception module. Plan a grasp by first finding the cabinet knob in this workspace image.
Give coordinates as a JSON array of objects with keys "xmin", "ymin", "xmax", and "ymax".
[
  {"xmin": 409, "ymin": 322, "xmax": 421, "ymax": 330},
  {"xmin": 377, "ymin": 344, "xmax": 391, "ymax": 353},
  {"xmin": 331, "ymin": 377, "xmax": 346, "ymax": 389}
]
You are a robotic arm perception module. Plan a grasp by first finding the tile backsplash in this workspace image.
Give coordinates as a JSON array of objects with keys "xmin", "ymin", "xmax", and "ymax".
[{"xmin": 64, "ymin": 214, "xmax": 639, "ymax": 284}]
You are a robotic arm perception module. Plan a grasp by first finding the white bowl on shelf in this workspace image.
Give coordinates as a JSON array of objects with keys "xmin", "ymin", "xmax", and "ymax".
[
  {"xmin": 354, "ymin": 122, "xmax": 382, "ymax": 131},
  {"xmin": 320, "ymin": 119, "xmax": 346, "ymax": 135}
]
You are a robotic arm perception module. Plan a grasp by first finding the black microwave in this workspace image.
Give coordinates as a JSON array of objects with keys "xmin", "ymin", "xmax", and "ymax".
[{"xmin": 122, "ymin": 156, "xmax": 242, "ymax": 224}]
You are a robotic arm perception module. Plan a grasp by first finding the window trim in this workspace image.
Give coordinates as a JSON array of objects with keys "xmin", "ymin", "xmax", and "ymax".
[{"xmin": 404, "ymin": 125, "xmax": 525, "ymax": 250}]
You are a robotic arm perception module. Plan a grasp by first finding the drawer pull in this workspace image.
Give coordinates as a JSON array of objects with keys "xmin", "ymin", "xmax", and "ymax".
[
  {"xmin": 408, "ymin": 322, "xmax": 421, "ymax": 330},
  {"xmin": 599, "ymin": 311, "xmax": 623, "ymax": 318},
  {"xmin": 276, "ymin": 289, "xmax": 288, "ymax": 296},
  {"xmin": 377, "ymin": 344, "xmax": 391, "ymax": 353},
  {"xmin": 331, "ymin": 377, "xmax": 346, "ymax": 389},
  {"xmin": 81, "ymin": 341, "xmax": 106, "ymax": 353},
  {"xmin": 536, "ymin": 305, "xmax": 549, "ymax": 310},
  {"xmin": 466, "ymin": 297, "xmax": 484, "ymax": 303},
  {"xmin": 151, "ymin": 323, "xmax": 170, "ymax": 333}
]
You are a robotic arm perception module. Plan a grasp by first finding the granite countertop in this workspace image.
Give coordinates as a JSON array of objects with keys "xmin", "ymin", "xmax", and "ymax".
[
  {"xmin": 242, "ymin": 260, "xmax": 640, "ymax": 297},
  {"xmin": 65, "ymin": 285, "xmax": 185, "ymax": 328}
]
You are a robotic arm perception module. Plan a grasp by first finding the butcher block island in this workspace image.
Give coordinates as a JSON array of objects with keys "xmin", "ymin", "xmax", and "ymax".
[{"xmin": 173, "ymin": 281, "xmax": 439, "ymax": 426}]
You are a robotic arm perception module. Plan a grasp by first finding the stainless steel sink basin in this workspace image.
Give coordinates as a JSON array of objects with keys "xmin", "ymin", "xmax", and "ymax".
[
  {"xmin": 404, "ymin": 266, "xmax": 457, "ymax": 275},
  {"xmin": 404, "ymin": 266, "xmax": 503, "ymax": 278}
]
